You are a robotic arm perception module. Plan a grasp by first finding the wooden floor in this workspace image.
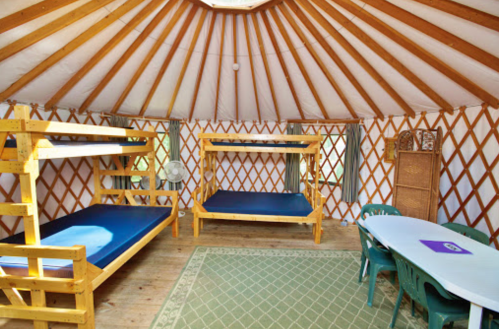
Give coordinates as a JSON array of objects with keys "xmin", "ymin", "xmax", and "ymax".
[{"xmin": 0, "ymin": 211, "xmax": 361, "ymax": 328}]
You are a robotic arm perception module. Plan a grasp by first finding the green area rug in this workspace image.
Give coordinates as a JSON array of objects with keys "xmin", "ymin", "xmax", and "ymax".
[{"xmin": 150, "ymin": 247, "xmax": 427, "ymax": 329}]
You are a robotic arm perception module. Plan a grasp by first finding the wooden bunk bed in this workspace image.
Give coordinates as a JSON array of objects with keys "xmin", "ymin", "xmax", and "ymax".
[
  {"xmin": 0, "ymin": 105, "xmax": 179, "ymax": 329},
  {"xmin": 192, "ymin": 130, "xmax": 326, "ymax": 244}
]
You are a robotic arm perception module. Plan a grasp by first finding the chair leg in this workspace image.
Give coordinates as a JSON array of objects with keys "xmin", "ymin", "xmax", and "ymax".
[
  {"xmin": 358, "ymin": 255, "xmax": 366, "ymax": 283},
  {"xmin": 390, "ymin": 287, "xmax": 404, "ymax": 328},
  {"xmin": 428, "ymin": 312, "xmax": 446, "ymax": 329},
  {"xmin": 367, "ymin": 265, "xmax": 379, "ymax": 307},
  {"xmin": 411, "ymin": 300, "xmax": 415, "ymax": 317},
  {"xmin": 390, "ymin": 271, "xmax": 396, "ymax": 284}
]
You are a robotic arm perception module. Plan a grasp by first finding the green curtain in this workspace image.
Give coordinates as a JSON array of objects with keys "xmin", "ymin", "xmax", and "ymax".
[
  {"xmin": 111, "ymin": 115, "xmax": 131, "ymax": 191},
  {"xmin": 168, "ymin": 120, "xmax": 182, "ymax": 191},
  {"xmin": 341, "ymin": 123, "xmax": 362, "ymax": 203},
  {"xmin": 284, "ymin": 123, "xmax": 302, "ymax": 193}
]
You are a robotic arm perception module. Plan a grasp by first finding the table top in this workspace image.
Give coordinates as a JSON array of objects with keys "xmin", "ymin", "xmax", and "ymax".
[{"xmin": 364, "ymin": 215, "xmax": 499, "ymax": 311}]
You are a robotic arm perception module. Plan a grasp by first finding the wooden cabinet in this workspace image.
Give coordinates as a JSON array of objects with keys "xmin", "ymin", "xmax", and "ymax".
[{"xmin": 393, "ymin": 128, "xmax": 442, "ymax": 222}]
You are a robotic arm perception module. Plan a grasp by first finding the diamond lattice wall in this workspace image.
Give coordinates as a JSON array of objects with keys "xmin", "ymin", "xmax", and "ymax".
[{"xmin": 1, "ymin": 102, "xmax": 498, "ymax": 247}]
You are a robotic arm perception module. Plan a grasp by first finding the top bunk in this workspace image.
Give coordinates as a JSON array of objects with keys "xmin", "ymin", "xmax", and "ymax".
[
  {"xmin": 199, "ymin": 131, "xmax": 323, "ymax": 154},
  {"xmin": 1, "ymin": 106, "xmax": 156, "ymax": 160}
]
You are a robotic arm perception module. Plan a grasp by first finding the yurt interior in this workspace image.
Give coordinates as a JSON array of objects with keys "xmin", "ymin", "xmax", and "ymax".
[{"xmin": 0, "ymin": 0, "xmax": 498, "ymax": 328}]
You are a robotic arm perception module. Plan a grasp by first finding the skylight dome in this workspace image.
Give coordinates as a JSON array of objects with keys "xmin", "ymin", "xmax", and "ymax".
[{"xmin": 199, "ymin": 0, "xmax": 269, "ymax": 9}]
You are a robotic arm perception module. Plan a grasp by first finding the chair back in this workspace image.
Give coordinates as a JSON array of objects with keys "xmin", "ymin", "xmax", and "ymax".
[
  {"xmin": 354, "ymin": 219, "xmax": 375, "ymax": 260},
  {"xmin": 442, "ymin": 223, "xmax": 489, "ymax": 245},
  {"xmin": 391, "ymin": 249, "xmax": 458, "ymax": 310},
  {"xmin": 360, "ymin": 204, "xmax": 402, "ymax": 221}
]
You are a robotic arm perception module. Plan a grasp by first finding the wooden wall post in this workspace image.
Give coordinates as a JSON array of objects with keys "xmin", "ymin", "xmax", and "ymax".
[
  {"xmin": 147, "ymin": 126, "xmax": 156, "ymax": 206},
  {"xmin": 314, "ymin": 129, "xmax": 321, "ymax": 208},
  {"xmin": 199, "ymin": 128, "xmax": 205, "ymax": 203},
  {"xmin": 14, "ymin": 105, "xmax": 48, "ymax": 329}
]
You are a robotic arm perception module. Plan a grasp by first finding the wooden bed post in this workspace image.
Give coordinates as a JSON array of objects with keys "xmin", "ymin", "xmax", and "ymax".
[
  {"xmin": 91, "ymin": 157, "xmax": 101, "ymax": 205},
  {"xmin": 14, "ymin": 105, "xmax": 49, "ymax": 329},
  {"xmin": 314, "ymin": 129, "xmax": 321, "ymax": 209},
  {"xmin": 147, "ymin": 126, "xmax": 156, "ymax": 206},
  {"xmin": 73, "ymin": 246, "xmax": 95, "ymax": 329}
]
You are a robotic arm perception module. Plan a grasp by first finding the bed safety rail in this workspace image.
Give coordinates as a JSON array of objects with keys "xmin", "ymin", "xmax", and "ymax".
[{"xmin": 0, "ymin": 244, "xmax": 95, "ymax": 328}]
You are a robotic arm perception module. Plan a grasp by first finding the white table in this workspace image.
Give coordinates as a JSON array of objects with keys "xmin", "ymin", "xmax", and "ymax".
[{"xmin": 364, "ymin": 215, "xmax": 499, "ymax": 329}]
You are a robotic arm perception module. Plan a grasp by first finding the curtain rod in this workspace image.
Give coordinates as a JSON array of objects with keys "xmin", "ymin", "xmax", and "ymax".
[{"xmin": 99, "ymin": 112, "xmax": 180, "ymax": 122}]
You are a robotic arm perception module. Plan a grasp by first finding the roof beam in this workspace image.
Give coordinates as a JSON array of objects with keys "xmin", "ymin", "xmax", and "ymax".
[
  {"xmin": 0, "ymin": 0, "xmax": 114, "ymax": 62},
  {"xmin": 331, "ymin": 0, "xmax": 499, "ymax": 109},
  {"xmin": 166, "ymin": 9, "xmax": 208, "ymax": 118},
  {"xmin": 251, "ymin": 13, "xmax": 281, "ymax": 121},
  {"xmin": 243, "ymin": 14, "xmax": 262, "ymax": 123},
  {"xmin": 0, "ymin": 0, "xmax": 80, "ymax": 34},
  {"xmin": 260, "ymin": 12, "xmax": 305, "ymax": 120},
  {"xmin": 139, "ymin": 6, "xmax": 199, "ymax": 117},
  {"xmin": 278, "ymin": 5, "xmax": 372, "ymax": 119},
  {"xmin": 269, "ymin": 8, "xmax": 334, "ymax": 119},
  {"xmin": 78, "ymin": 0, "xmax": 175, "ymax": 114},
  {"xmin": 0, "ymin": 0, "xmax": 147, "ymax": 104},
  {"xmin": 410, "ymin": 0, "xmax": 499, "ymax": 33},
  {"xmin": 233, "ymin": 14, "xmax": 239, "ymax": 121},
  {"xmin": 361, "ymin": 0, "xmax": 499, "ymax": 73},
  {"xmin": 214, "ymin": 14, "xmax": 226, "ymax": 122},
  {"xmin": 286, "ymin": 0, "xmax": 416, "ymax": 118},
  {"xmin": 111, "ymin": 0, "xmax": 187, "ymax": 114},
  {"xmin": 46, "ymin": 0, "xmax": 166, "ymax": 111},
  {"xmin": 189, "ymin": 12, "xmax": 217, "ymax": 121},
  {"xmin": 281, "ymin": 2, "xmax": 385, "ymax": 120},
  {"xmin": 309, "ymin": 0, "xmax": 453, "ymax": 113}
]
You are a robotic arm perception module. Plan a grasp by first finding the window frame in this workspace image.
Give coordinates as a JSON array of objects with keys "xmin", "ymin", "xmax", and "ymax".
[{"xmin": 303, "ymin": 133, "xmax": 345, "ymax": 186}]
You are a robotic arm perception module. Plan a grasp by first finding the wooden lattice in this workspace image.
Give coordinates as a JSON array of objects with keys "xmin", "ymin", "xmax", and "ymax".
[{"xmin": 0, "ymin": 102, "xmax": 498, "ymax": 247}]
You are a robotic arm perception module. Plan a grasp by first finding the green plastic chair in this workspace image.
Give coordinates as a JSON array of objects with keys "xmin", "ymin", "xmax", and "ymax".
[
  {"xmin": 441, "ymin": 222, "xmax": 489, "ymax": 245},
  {"xmin": 390, "ymin": 249, "xmax": 470, "ymax": 329},
  {"xmin": 355, "ymin": 219, "xmax": 397, "ymax": 307},
  {"xmin": 360, "ymin": 204, "xmax": 402, "ymax": 221}
]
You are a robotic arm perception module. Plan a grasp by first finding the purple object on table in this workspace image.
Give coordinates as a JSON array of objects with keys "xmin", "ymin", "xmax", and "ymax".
[{"xmin": 420, "ymin": 240, "xmax": 472, "ymax": 255}]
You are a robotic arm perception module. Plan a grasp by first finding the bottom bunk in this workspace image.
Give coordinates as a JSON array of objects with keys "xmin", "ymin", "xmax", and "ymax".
[
  {"xmin": 192, "ymin": 189, "xmax": 325, "ymax": 244},
  {"xmin": 0, "ymin": 204, "xmax": 173, "ymax": 278},
  {"xmin": 0, "ymin": 196, "xmax": 178, "ymax": 328}
]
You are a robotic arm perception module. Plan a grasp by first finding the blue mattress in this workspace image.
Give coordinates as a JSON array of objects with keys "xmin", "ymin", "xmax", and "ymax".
[
  {"xmin": 211, "ymin": 142, "xmax": 309, "ymax": 148},
  {"xmin": 0, "ymin": 204, "xmax": 171, "ymax": 277},
  {"xmin": 4, "ymin": 140, "xmax": 147, "ymax": 148},
  {"xmin": 203, "ymin": 190, "xmax": 313, "ymax": 216}
]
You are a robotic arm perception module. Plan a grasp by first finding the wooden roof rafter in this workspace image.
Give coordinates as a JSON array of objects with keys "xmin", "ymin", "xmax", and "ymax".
[
  {"xmin": 0, "ymin": 0, "xmax": 80, "ymax": 35},
  {"xmin": 286, "ymin": 0, "xmax": 416, "ymax": 118},
  {"xmin": 188, "ymin": 12, "xmax": 218, "ymax": 121},
  {"xmin": 233, "ymin": 14, "xmax": 239, "ymax": 121},
  {"xmin": 251, "ymin": 13, "xmax": 281, "ymax": 122},
  {"xmin": 0, "ymin": 0, "xmax": 148, "ymax": 104},
  {"xmin": 260, "ymin": 11, "xmax": 306, "ymax": 120},
  {"xmin": 45, "ymin": 0, "xmax": 166, "ymax": 111},
  {"xmin": 268, "ymin": 8, "xmax": 335, "ymax": 119},
  {"xmin": 139, "ymin": 5, "xmax": 200, "ymax": 117},
  {"xmin": 0, "ymin": 0, "xmax": 115, "ymax": 62},
  {"xmin": 330, "ymin": 0, "xmax": 499, "ymax": 109},
  {"xmin": 361, "ymin": 0, "xmax": 499, "ymax": 73},
  {"xmin": 280, "ymin": 1, "xmax": 386, "ymax": 120},
  {"xmin": 111, "ymin": 0, "xmax": 186, "ymax": 115},
  {"xmin": 166, "ymin": 9, "xmax": 209, "ymax": 119},
  {"xmin": 243, "ymin": 14, "xmax": 262, "ymax": 123},
  {"xmin": 310, "ymin": 0, "xmax": 453, "ymax": 113},
  {"xmin": 410, "ymin": 0, "xmax": 499, "ymax": 33},
  {"xmin": 276, "ymin": 5, "xmax": 362, "ymax": 119},
  {"xmin": 214, "ymin": 14, "xmax": 226, "ymax": 122},
  {"xmin": 78, "ymin": 0, "xmax": 177, "ymax": 114}
]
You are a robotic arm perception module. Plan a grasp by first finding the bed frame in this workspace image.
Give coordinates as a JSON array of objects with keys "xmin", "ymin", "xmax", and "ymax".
[
  {"xmin": 192, "ymin": 130, "xmax": 326, "ymax": 243},
  {"xmin": 0, "ymin": 105, "xmax": 179, "ymax": 328}
]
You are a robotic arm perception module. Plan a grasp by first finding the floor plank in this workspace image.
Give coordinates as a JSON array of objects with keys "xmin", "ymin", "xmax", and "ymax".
[{"xmin": 0, "ymin": 210, "xmax": 361, "ymax": 328}]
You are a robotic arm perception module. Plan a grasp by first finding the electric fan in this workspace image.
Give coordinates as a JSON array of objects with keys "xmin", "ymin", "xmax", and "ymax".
[
  {"xmin": 164, "ymin": 161, "xmax": 188, "ymax": 183},
  {"xmin": 139, "ymin": 174, "xmax": 163, "ymax": 190}
]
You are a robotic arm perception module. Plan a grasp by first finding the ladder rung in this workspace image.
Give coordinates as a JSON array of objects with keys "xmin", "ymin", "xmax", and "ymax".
[
  {"xmin": 0, "ymin": 161, "xmax": 30, "ymax": 174},
  {"xmin": 0, "ymin": 203, "xmax": 33, "ymax": 216},
  {"xmin": 0, "ymin": 305, "xmax": 87, "ymax": 324}
]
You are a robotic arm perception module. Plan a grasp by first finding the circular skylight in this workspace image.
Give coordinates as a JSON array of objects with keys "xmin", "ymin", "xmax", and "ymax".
[{"xmin": 199, "ymin": 0, "xmax": 268, "ymax": 8}]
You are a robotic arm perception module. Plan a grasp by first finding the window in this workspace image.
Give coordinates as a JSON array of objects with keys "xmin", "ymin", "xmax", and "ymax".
[
  {"xmin": 130, "ymin": 133, "xmax": 169, "ymax": 183},
  {"xmin": 300, "ymin": 134, "xmax": 345, "ymax": 185}
]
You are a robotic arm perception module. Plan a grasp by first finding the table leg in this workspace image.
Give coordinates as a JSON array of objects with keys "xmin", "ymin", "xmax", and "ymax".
[{"xmin": 468, "ymin": 303, "xmax": 483, "ymax": 329}]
